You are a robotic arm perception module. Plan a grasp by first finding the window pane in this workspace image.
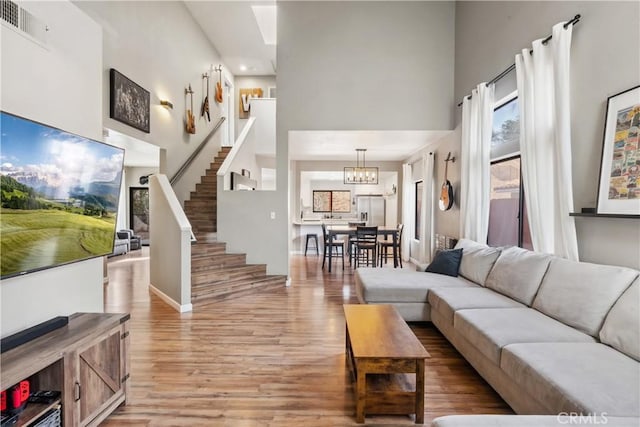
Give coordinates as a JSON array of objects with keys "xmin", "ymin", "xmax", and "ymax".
[
  {"xmin": 488, "ymin": 158, "xmax": 521, "ymax": 247},
  {"xmin": 415, "ymin": 181, "xmax": 423, "ymax": 240},
  {"xmin": 491, "ymin": 95, "xmax": 520, "ymax": 159}
]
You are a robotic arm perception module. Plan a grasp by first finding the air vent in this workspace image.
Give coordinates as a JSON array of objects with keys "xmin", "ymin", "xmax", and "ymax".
[
  {"xmin": 1, "ymin": 0, "xmax": 47, "ymax": 46},
  {"xmin": 1, "ymin": 0, "xmax": 18, "ymax": 27}
]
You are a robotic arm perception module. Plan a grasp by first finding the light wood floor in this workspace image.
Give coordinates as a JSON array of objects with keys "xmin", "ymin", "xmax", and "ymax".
[{"xmin": 103, "ymin": 249, "xmax": 511, "ymax": 426}]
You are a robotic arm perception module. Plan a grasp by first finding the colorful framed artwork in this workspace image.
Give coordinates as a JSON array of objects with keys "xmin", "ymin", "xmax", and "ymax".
[{"xmin": 596, "ymin": 85, "xmax": 640, "ymax": 215}]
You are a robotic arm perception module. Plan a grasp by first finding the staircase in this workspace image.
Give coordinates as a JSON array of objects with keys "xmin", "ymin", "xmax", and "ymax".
[{"xmin": 183, "ymin": 147, "xmax": 287, "ymax": 305}]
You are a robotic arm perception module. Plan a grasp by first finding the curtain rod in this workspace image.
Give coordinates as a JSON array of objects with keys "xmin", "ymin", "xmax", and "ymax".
[{"xmin": 457, "ymin": 14, "xmax": 581, "ymax": 107}]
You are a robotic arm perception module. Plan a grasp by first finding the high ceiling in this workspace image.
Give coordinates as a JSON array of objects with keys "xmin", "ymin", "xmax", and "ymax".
[
  {"xmin": 289, "ymin": 131, "xmax": 452, "ymax": 161},
  {"xmin": 184, "ymin": 1, "xmax": 277, "ymax": 77},
  {"xmin": 183, "ymin": 2, "xmax": 451, "ymax": 161}
]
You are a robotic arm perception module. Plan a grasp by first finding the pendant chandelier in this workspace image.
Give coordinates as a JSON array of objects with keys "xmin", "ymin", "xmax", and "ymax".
[{"xmin": 344, "ymin": 149, "xmax": 378, "ymax": 184}]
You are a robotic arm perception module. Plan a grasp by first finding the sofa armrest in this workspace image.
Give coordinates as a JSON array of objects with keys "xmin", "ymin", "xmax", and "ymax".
[{"xmin": 416, "ymin": 263, "xmax": 430, "ymax": 272}]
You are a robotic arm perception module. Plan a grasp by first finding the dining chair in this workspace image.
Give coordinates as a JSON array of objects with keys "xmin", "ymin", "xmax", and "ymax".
[
  {"xmin": 347, "ymin": 222, "xmax": 366, "ymax": 265},
  {"xmin": 378, "ymin": 223, "xmax": 404, "ymax": 268},
  {"xmin": 321, "ymin": 223, "xmax": 345, "ymax": 270},
  {"xmin": 354, "ymin": 226, "xmax": 378, "ymax": 268}
]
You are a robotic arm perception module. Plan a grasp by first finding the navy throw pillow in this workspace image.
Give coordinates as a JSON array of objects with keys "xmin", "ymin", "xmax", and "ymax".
[{"xmin": 425, "ymin": 248, "xmax": 463, "ymax": 277}]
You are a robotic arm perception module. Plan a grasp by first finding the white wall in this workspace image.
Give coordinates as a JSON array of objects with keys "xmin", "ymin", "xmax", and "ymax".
[
  {"xmin": 251, "ymin": 99, "xmax": 276, "ymax": 158},
  {"xmin": 235, "ymin": 75, "xmax": 276, "ymax": 137},
  {"xmin": 279, "ymin": 2, "xmax": 456, "ymax": 131},
  {"xmin": 274, "ymin": 1, "xmax": 456, "ymax": 275},
  {"xmin": 75, "ymin": 1, "xmax": 234, "ymax": 205},
  {"xmin": 405, "ymin": 131, "xmax": 461, "ymax": 260},
  {"xmin": 452, "ymin": 1, "xmax": 640, "ymax": 268},
  {"xmin": 149, "ymin": 175, "xmax": 192, "ymax": 311},
  {"xmin": 1, "ymin": 1, "xmax": 104, "ymax": 336}
]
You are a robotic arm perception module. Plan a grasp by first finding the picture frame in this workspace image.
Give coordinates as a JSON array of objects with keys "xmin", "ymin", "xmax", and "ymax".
[
  {"xmin": 596, "ymin": 85, "xmax": 640, "ymax": 215},
  {"xmin": 312, "ymin": 190, "xmax": 352, "ymax": 213},
  {"xmin": 231, "ymin": 172, "xmax": 256, "ymax": 191},
  {"xmin": 331, "ymin": 191, "xmax": 351, "ymax": 213},
  {"xmin": 313, "ymin": 191, "xmax": 331, "ymax": 213},
  {"xmin": 110, "ymin": 68, "xmax": 150, "ymax": 133}
]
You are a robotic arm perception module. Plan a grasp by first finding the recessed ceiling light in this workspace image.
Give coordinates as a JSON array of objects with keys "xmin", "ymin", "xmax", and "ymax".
[
  {"xmin": 251, "ymin": 5, "xmax": 276, "ymax": 45},
  {"xmin": 239, "ymin": 65, "xmax": 247, "ymax": 72}
]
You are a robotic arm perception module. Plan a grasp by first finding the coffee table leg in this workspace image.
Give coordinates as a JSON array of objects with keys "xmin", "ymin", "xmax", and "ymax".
[
  {"xmin": 356, "ymin": 368, "xmax": 366, "ymax": 423},
  {"xmin": 415, "ymin": 358, "xmax": 425, "ymax": 424}
]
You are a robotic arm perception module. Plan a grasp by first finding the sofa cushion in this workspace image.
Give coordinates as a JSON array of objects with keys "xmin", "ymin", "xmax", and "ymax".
[
  {"xmin": 428, "ymin": 287, "xmax": 524, "ymax": 325},
  {"xmin": 484, "ymin": 246, "xmax": 552, "ymax": 306},
  {"xmin": 454, "ymin": 308, "xmax": 595, "ymax": 365},
  {"xmin": 426, "ymin": 248, "xmax": 463, "ymax": 277},
  {"xmin": 355, "ymin": 268, "xmax": 476, "ymax": 303},
  {"xmin": 600, "ymin": 278, "xmax": 640, "ymax": 361},
  {"xmin": 454, "ymin": 239, "xmax": 501, "ymax": 286},
  {"xmin": 532, "ymin": 258, "xmax": 638, "ymax": 337},
  {"xmin": 501, "ymin": 343, "xmax": 640, "ymax": 416},
  {"xmin": 431, "ymin": 415, "xmax": 640, "ymax": 427}
]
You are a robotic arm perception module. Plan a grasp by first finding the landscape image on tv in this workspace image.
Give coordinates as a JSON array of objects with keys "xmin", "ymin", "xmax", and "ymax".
[{"xmin": 1, "ymin": 111, "xmax": 124, "ymax": 278}]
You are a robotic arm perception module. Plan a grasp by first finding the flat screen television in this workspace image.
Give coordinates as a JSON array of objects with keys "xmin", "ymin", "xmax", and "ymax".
[{"xmin": 0, "ymin": 111, "xmax": 125, "ymax": 279}]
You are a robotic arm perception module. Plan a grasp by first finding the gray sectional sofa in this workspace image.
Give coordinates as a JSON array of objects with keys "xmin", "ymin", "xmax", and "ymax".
[{"xmin": 355, "ymin": 238, "xmax": 640, "ymax": 426}]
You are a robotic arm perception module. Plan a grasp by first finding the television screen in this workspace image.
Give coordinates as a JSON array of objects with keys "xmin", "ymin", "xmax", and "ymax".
[{"xmin": 0, "ymin": 111, "xmax": 125, "ymax": 279}]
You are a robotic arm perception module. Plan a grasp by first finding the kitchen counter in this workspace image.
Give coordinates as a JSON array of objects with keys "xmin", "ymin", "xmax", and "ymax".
[
  {"xmin": 291, "ymin": 219, "xmax": 358, "ymax": 254},
  {"xmin": 292, "ymin": 219, "xmax": 356, "ymax": 226}
]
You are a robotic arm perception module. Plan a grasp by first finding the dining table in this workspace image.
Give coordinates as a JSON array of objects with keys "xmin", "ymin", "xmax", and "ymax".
[{"xmin": 325, "ymin": 225, "xmax": 400, "ymax": 273}]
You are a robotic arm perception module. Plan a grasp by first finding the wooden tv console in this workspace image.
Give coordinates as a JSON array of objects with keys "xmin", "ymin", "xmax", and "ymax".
[{"xmin": 1, "ymin": 312, "xmax": 130, "ymax": 426}]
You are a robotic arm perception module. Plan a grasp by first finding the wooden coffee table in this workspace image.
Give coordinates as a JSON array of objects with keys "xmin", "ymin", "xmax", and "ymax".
[{"xmin": 344, "ymin": 304, "xmax": 429, "ymax": 424}]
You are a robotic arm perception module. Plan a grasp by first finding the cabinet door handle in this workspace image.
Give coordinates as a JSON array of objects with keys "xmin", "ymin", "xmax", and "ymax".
[{"xmin": 74, "ymin": 382, "xmax": 81, "ymax": 402}]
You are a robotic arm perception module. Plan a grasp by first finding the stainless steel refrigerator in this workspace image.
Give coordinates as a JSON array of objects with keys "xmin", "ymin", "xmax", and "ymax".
[{"xmin": 356, "ymin": 195, "xmax": 386, "ymax": 226}]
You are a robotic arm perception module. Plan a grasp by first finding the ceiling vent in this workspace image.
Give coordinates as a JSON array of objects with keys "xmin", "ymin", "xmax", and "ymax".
[{"xmin": 1, "ymin": 0, "xmax": 48, "ymax": 46}]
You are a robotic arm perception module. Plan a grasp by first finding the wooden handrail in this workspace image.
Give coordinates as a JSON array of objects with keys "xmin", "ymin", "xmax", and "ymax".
[{"xmin": 170, "ymin": 117, "xmax": 226, "ymax": 185}]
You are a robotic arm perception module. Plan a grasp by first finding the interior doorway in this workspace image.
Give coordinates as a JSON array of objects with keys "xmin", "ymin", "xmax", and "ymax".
[{"xmin": 129, "ymin": 187, "xmax": 150, "ymax": 245}]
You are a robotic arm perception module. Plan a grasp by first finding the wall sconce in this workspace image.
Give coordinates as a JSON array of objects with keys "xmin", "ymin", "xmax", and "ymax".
[{"xmin": 160, "ymin": 100, "xmax": 173, "ymax": 109}]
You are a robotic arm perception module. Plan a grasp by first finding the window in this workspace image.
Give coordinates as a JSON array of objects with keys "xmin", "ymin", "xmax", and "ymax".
[
  {"xmin": 488, "ymin": 157, "xmax": 532, "ymax": 249},
  {"xmin": 415, "ymin": 181, "xmax": 423, "ymax": 240},
  {"xmin": 488, "ymin": 93, "xmax": 532, "ymax": 249}
]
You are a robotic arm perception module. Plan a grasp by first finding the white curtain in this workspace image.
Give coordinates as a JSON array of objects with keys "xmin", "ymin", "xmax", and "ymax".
[
  {"xmin": 401, "ymin": 163, "xmax": 413, "ymax": 262},
  {"xmin": 516, "ymin": 22, "xmax": 578, "ymax": 260},
  {"xmin": 420, "ymin": 153, "xmax": 435, "ymax": 262},
  {"xmin": 460, "ymin": 83, "xmax": 495, "ymax": 243}
]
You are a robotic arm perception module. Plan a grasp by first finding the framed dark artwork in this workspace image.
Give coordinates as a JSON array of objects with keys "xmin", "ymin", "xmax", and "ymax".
[
  {"xmin": 110, "ymin": 69, "xmax": 150, "ymax": 133},
  {"xmin": 596, "ymin": 85, "xmax": 640, "ymax": 215},
  {"xmin": 129, "ymin": 187, "xmax": 149, "ymax": 243}
]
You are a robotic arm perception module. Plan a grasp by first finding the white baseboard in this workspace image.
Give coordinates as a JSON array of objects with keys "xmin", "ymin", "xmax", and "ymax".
[{"xmin": 149, "ymin": 284, "xmax": 193, "ymax": 313}]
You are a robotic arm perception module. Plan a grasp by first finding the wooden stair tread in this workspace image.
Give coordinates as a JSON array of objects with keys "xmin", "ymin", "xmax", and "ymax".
[
  {"xmin": 183, "ymin": 146, "xmax": 286, "ymax": 303},
  {"xmin": 192, "ymin": 275, "xmax": 287, "ymax": 301}
]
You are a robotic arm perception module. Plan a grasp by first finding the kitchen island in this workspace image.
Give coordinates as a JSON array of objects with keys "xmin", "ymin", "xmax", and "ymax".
[{"xmin": 291, "ymin": 218, "xmax": 357, "ymax": 254}]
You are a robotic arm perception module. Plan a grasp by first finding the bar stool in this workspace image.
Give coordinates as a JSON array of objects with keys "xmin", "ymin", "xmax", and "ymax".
[{"xmin": 305, "ymin": 233, "xmax": 319, "ymax": 256}]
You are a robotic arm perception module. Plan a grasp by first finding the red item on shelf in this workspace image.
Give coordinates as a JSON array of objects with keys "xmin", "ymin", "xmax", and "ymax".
[{"xmin": 19, "ymin": 381, "xmax": 29, "ymax": 404}]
